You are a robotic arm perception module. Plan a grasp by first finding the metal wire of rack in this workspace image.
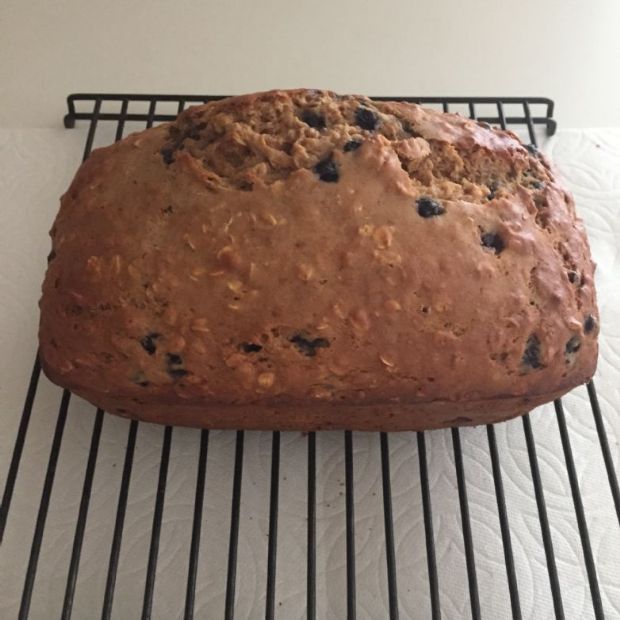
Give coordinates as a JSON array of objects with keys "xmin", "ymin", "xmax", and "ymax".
[{"xmin": 0, "ymin": 93, "xmax": 618, "ymax": 620}]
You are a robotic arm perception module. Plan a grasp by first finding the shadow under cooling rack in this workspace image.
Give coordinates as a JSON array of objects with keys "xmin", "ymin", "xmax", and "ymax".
[{"xmin": 1, "ymin": 93, "xmax": 619, "ymax": 620}]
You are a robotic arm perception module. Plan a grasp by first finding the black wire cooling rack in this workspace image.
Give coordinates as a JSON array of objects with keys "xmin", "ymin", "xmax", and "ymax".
[{"xmin": 1, "ymin": 93, "xmax": 619, "ymax": 620}]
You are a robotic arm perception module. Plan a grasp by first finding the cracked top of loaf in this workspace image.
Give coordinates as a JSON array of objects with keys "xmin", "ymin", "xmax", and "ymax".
[{"xmin": 38, "ymin": 89, "xmax": 598, "ymax": 427}]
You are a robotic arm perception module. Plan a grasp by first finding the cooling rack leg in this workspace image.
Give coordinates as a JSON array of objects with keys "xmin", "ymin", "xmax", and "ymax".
[
  {"xmin": 586, "ymin": 381, "xmax": 620, "ymax": 525},
  {"xmin": 546, "ymin": 119, "xmax": 558, "ymax": 136},
  {"xmin": 61, "ymin": 409, "xmax": 105, "ymax": 620},
  {"xmin": 307, "ymin": 432, "xmax": 316, "ymax": 620},
  {"xmin": 141, "ymin": 426, "xmax": 173, "ymax": 620},
  {"xmin": 344, "ymin": 431, "xmax": 356, "ymax": 620},
  {"xmin": 224, "ymin": 431, "xmax": 245, "ymax": 620},
  {"xmin": 114, "ymin": 99, "xmax": 129, "ymax": 142},
  {"xmin": 521, "ymin": 414, "xmax": 565, "ymax": 618},
  {"xmin": 380, "ymin": 433, "xmax": 399, "ymax": 620},
  {"xmin": 265, "ymin": 431, "xmax": 281, "ymax": 620},
  {"xmin": 554, "ymin": 400, "xmax": 604, "ymax": 619},
  {"xmin": 101, "ymin": 420, "xmax": 139, "ymax": 620},
  {"xmin": 80, "ymin": 98, "xmax": 101, "ymax": 161},
  {"xmin": 451, "ymin": 428, "xmax": 481, "ymax": 620},
  {"xmin": 19, "ymin": 390, "xmax": 71, "ymax": 620},
  {"xmin": 184, "ymin": 430, "xmax": 209, "ymax": 620},
  {"xmin": 417, "ymin": 432, "xmax": 441, "ymax": 619},
  {"xmin": 0, "ymin": 356, "xmax": 41, "ymax": 542},
  {"xmin": 486, "ymin": 425, "xmax": 522, "ymax": 620}
]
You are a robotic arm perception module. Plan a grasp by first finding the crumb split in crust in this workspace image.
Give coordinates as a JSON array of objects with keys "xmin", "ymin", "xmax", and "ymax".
[{"xmin": 39, "ymin": 89, "xmax": 598, "ymax": 430}]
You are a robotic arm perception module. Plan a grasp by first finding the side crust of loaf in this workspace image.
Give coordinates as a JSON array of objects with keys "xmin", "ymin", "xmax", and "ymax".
[{"xmin": 40, "ymin": 356, "xmax": 572, "ymax": 430}]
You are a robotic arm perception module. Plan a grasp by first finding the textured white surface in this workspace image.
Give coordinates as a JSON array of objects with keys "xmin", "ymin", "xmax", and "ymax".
[{"xmin": 0, "ymin": 125, "xmax": 619, "ymax": 619}]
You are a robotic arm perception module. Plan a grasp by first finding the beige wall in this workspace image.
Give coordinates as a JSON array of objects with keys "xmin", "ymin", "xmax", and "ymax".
[{"xmin": 1, "ymin": 0, "xmax": 619, "ymax": 128}]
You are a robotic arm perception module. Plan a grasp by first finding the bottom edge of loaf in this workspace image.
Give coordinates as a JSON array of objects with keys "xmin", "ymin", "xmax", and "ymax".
[{"xmin": 58, "ymin": 384, "xmax": 580, "ymax": 432}]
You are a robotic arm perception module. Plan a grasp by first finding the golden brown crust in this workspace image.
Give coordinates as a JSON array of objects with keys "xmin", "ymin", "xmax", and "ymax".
[{"xmin": 38, "ymin": 89, "xmax": 599, "ymax": 430}]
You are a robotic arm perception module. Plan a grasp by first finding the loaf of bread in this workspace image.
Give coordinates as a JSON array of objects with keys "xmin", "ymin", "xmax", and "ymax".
[{"xmin": 38, "ymin": 89, "xmax": 598, "ymax": 430}]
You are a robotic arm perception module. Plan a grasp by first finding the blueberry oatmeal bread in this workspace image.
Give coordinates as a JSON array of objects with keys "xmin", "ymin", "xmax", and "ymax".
[{"xmin": 38, "ymin": 89, "xmax": 598, "ymax": 430}]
